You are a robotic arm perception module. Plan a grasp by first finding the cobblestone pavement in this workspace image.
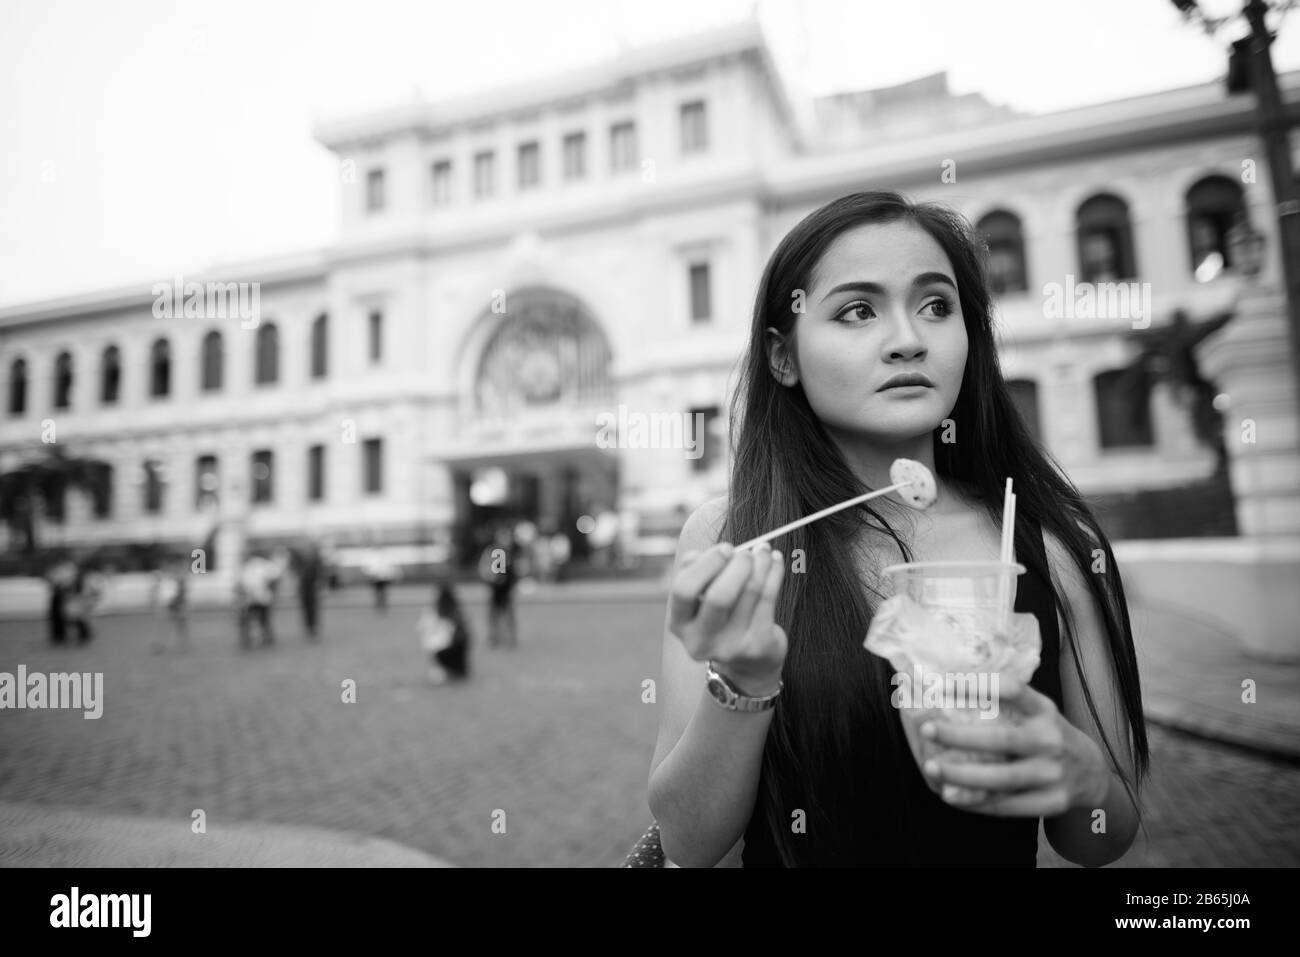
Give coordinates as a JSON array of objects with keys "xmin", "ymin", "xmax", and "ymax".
[{"xmin": 1, "ymin": 589, "xmax": 1297, "ymax": 867}]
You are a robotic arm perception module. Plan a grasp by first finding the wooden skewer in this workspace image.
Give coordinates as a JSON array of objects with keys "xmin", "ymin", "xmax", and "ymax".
[{"xmin": 734, "ymin": 481, "xmax": 919, "ymax": 551}]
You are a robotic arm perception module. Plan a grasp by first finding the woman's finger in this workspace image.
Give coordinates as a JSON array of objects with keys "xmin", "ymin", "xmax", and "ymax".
[
  {"xmin": 667, "ymin": 544, "xmax": 735, "ymax": 631},
  {"xmin": 925, "ymin": 756, "xmax": 1062, "ymax": 792},
  {"xmin": 921, "ymin": 717, "xmax": 1040, "ymax": 757},
  {"xmin": 995, "ymin": 677, "xmax": 1053, "ymax": 717},
  {"xmin": 693, "ymin": 551, "xmax": 757, "ymax": 636},
  {"xmin": 749, "ymin": 549, "xmax": 786, "ymax": 631},
  {"xmin": 727, "ymin": 545, "xmax": 773, "ymax": 629},
  {"xmin": 944, "ymin": 785, "xmax": 1073, "ymax": 818}
]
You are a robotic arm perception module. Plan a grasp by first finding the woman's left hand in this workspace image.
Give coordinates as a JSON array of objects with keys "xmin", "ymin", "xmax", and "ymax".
[{"xmin": 919, "ymin": 677, "xmax": 1110, "ymax": 817}]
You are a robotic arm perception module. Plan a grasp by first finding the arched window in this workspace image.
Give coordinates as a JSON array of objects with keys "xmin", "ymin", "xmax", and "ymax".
[
  {"xmin": 1005, "ymin": 378, "xmax": 1041, "ymax": 442},
  {"xmin": 1076, "ymin": 194, "xmax": 1137, "ymax": 283},
  {"xmin": 976, "ymin": 210, "xmax": 1028, "ymax": 294},
  {"xmin": 101, "ymin": 345, "xmax": 121, "ymax": 405},
  {"xmin": 54, "ymin": 352, "xmax": 73, "ymax": 409},
  {"xmin": 311, "ymin": 314, "xmax": 328, "ymax": 379},
  {"xmin": 149, "ymin": 338, "xmax": 171, "ymax": 397},
  {"xmin": 1093, "ymin": 369, "xmax": 1154, "ymax": 449},
  {"xmin": 474, "ymin": 288, "xmax": 612, "ymax": 415},
  {"xmin": 1185, "ymin": 175, "xmax": 1248, "ymax": 281},
  {"xmin": 255, "ymin": 322, "xmax": 279, "ymax": 385},
  {"xmin": 8, "ymin": 357, "xmax": 27, "ymax": 415},
  {"xmin": 201, "ymin": 330, "xmax": 223, "ymax": 392}
]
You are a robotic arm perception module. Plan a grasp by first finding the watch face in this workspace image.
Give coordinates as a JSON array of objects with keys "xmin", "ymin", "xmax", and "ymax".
[{"xmin": 706, "ymin": 673, "xmax": 732, "ymax": 704}]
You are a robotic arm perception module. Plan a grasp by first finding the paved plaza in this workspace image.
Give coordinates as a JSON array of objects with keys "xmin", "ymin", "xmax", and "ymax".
[{"xmin": 1, "ymin": 585, "xmax": 1298, "ymax": 867}]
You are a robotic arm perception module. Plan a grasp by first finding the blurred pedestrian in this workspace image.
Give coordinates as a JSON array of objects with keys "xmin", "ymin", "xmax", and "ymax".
[
  {"xmin": 236, "ymin": 549, "xmax": 280, "ymax": 650},
  {"xmin": 418, "ymin": 583, "xmax": 471, "ymax": 684},
  {"xmin": 478, "ymin": 524, "xmax": 520, "ymax": 649},
  {"xmin": 151, "ymin": 554, "xmax": 190, "ymax": 653},
  {"xmin": 364, "ymin": 545, "xmax": 398, "ymax": 615},
  {"xmin": 66, "ymin": 559, "xmax": 107, "ymax": 645},
  {"xmin": 294, "ymin": 538, "xmax": 325, "ymax": 640},
  {"xmin": 44, "ymin": 555, "xmax": 77, "ymax": 645}
]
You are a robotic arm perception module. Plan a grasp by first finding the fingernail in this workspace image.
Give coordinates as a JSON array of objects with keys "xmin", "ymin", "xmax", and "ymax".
[
  {"xmin": 942, "ymin": 784, "xmax": 964, "ymax": 803},
  {"xmin": 923, "ymin": 759, "xmax": 939, "ymax": 779},
  {"xmin": 920, "ymin": 722, "xmax": 936, "ymax": 740},
  {"xmin": 772, "ymin": 550, "xmax": 783, "ymax": 563},
  {"xmin": 719, "ymin": 543, "xmax": 734, "ymax": 557}
]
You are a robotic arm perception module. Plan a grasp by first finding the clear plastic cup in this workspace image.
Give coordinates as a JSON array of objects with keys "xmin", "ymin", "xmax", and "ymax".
[
  {"xmin": 881, "ymin": 561, "xmax": 1025, "ymax": 617},
  {"xmin": 879, "ymin": 561, "xmax": 1028, "ymax": 803}
]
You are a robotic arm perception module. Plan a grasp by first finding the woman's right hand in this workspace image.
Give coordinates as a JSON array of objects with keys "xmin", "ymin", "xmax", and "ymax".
[{"xmin": 667, "ymin": 542, "xmax": 788, "ymax": 695}]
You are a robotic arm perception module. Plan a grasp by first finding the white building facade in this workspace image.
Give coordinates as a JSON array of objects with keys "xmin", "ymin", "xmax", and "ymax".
[{"xmin": 2, "ymin": 20, "xmax": 1296, "ymax": 569}]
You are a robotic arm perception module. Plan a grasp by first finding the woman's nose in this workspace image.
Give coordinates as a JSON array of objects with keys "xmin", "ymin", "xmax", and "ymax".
[{"xmin": 883, "ymin": 311, "xmax": 926, "ymax": 359}]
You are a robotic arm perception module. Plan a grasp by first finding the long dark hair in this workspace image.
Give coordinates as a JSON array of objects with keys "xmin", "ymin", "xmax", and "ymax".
[{"xmin": 723, "ymin": 190, "xmax": 1149, "ymax": 866}]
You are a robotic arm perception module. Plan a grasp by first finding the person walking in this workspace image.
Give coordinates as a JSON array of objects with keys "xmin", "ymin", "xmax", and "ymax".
[
  {"xmin": 236, "ymin": 549, "xmax": 279, "ymax": 649},
  {"xmin": 364, "ymin": 546, "xmax": 397, "ymax": 615},
  {"xmin": 478, "ymin": 525, "xmax": 521, "ymax": 649},
  {"xmin": 151, "ymin": 554, "xmax": 190, "ymax": 653},
  {"xmin": 44, "ymin": 556, "xmax": 77, "ymax": 645},
  {"xmin": 65, "ymin": 560, "xmax": 107, "ymax": 645},
  {"xmin": 295, "ymin": 538, "xmax": 325, "ymax": 641}
]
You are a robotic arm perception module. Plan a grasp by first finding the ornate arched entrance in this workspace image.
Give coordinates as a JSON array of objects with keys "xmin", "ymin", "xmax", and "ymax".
[{"xmin": 443, "ymin": 287, "xmax": 620, "ymax": 566}]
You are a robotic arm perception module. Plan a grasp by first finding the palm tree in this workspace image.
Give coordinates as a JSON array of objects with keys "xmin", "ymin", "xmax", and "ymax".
[
  {"xmin": 0, "ymin": 445, "xmax": 112, "ymax": 556},
  {"xmin": 1117, "ymin": 306, "xmax": 1236, "ymax": 475}
]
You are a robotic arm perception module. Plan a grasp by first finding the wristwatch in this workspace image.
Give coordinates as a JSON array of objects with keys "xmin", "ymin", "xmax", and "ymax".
[{"xmin": 705, "ymin": 662, "xmax": 782, "ymax": 713}]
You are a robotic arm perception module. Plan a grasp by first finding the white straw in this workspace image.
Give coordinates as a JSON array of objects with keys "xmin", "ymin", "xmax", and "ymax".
[
  {"xmin": 997, "ymin": 479, "xmax": 1014, "ymax": 631},
  {"xmin": 734, "ymin": 481, "xmax": 916, "ymax": 551}
]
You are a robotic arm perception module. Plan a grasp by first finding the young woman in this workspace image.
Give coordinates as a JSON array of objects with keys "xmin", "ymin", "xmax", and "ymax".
[{"xmin": 647, "ymin": 191, "xmax": 1149, "ymax": 868}]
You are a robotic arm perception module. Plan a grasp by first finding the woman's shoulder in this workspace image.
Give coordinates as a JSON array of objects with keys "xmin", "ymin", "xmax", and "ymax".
[{"xmin": 679, "ymin": 496, "xmax": 729, "ymax": 552}]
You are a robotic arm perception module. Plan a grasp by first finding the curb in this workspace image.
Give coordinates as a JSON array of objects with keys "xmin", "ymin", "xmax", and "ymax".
[{"xmin": 1143, "ymin": 698, "xmax": 1300, "ymax": 764}]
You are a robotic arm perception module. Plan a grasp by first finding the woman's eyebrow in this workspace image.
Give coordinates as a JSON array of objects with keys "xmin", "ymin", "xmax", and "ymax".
[{"xmin": 819, "ymin": 272, "xmax": 957, "ymax": 302}]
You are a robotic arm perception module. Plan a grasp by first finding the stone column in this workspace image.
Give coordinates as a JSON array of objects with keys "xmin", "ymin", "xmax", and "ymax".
[
  {"xmin": 1196, "ymin": 284, "xmax": 1300, "ymax": 659},
  {"xmin": 1199, "ymin": 286, "xmax": 1300, "ymax": 536}
]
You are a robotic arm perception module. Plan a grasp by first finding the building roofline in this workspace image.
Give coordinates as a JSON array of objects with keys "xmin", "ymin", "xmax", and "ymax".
[
  {"xmin": 0, "ymin": 249, "xmax": 330, "ymax": 328},
  {"xmin": 313, "ymin": 18, "xmax": 802, "ymax": 150}
]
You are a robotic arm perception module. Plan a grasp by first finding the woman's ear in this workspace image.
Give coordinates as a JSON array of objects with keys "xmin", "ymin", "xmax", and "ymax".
[{"xmin": 765, "ymin": 327, "xmax": 799, "ymax": 387}]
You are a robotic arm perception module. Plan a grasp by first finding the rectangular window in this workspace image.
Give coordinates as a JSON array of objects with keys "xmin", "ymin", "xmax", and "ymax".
[
  {"xmin": 363, "ymin": 438, "xmax": 383, "ymax": 495},
  {"xmin": 143, "ymin": 460, "xmax": 164, "ymax": 515},
  {"xmin": 251, "ymin": 450, "xmax": 274, "ymax": 505},
  {"xmin": 562, "ymin": 132, "xmax": 586, "ymax": 180},
  {"xmin": 518, "ymin": 141, "xmax": 540, "ymax": 189},
  {"xmin": 368, "ymin": 310, "xmax": 383, "ymax": 364},
  {"xmin": 474, "ymin": 151, "xmax": 495, "ymax": 198},
  {"xmin": 366, "ymin": 168, "xmax": 385, "ymax": 213},
  {"xmin": 680, "ymin": 100, "xmax": 708, "ymax": 154},
  {"xmin": 431, "ymin": 160, "xmax": 452, "ymax": 206},
  {"xmin": 689, "ymin": 407, "xmax": 721, "ymax": 473},
  {"xmin": 689, "ymin": 262, "xmax": 712, "ymax": 323},
  {"xmin": 90, "ymin": 463, "xmax": 113, "ymax": 519},
  {"xmin": 195, "ymin": 455, "xmax": 219, "ymax": 511},
  {"xmin": 307, "ymin": 445, "xmax": 324, "ymax": 502},
  {"xmin": 610, "ymin": 121, "xmax": 637, "ymax": 173}
]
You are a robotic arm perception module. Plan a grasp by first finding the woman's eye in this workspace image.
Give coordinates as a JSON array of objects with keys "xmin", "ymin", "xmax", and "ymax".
[
  {"xmin": 836, "ymin": 301, "xmax": 876, "ymax": 322},
  {"xmin": 921, "ymin": 298, "xmax": 954, "ymax": 318}
]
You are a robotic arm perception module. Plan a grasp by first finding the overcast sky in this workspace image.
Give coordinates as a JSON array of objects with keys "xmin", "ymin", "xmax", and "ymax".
[{"xmin": 1, "ymin": 0, "xmax": 1297, "ymax": 308}]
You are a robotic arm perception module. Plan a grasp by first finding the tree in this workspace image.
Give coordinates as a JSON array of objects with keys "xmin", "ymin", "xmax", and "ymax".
[
  {"xmin": 1117, "ymin": 307, "xmax": 1236, "ymax": 475},
  {"xmin": 0, "ymin": 446, "xmax": 112, "ymax": 556}
]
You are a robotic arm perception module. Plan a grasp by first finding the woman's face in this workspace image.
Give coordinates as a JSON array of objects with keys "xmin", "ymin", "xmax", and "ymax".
[{"xmin": 778, "ymin": 220, "xmax": 969, "ymax": 443}]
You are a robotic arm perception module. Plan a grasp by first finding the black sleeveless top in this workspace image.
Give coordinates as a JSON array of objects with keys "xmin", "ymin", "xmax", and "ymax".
[{"xmin": 741, "ymin": 518, "xmax": 1064, "ymax": 867}]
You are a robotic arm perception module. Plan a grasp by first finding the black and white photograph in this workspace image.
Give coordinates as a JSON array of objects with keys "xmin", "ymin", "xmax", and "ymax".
[{"xmin": 0, "ymin": 0, "xmax": 1297, "ymax": 908}]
